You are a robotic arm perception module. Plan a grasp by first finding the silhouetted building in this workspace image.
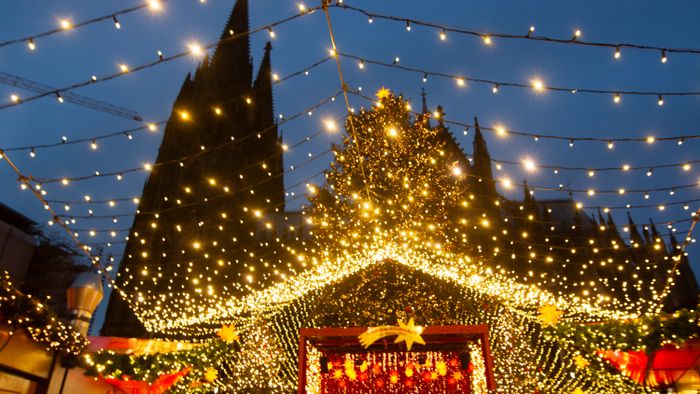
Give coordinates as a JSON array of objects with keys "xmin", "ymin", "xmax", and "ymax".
[
  {"xmin": 102, "ymin": 1, "xmax": 697, "ymax": 337},
  {"xmin": 101, "ymin": 0, "xmax": 286, "ymax": 337}
]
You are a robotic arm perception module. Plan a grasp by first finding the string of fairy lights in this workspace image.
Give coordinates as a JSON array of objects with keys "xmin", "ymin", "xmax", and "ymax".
[
  {"xmin": 1, "ymin": 3, "xmax": 326, "ymax": 111},
  {"xmin": 343, "ymin": 52, "xmax": 700, "ymax": 106},
  {"xmin": 2, "ymin": 4, "xmax": 699, "ymax": 391},
  {"xmin": 337, "ymin": 3, "xmax": 700, "ymax": 57}
]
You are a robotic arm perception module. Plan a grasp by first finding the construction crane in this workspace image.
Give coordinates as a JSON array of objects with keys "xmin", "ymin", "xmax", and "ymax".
[{"xmin": 0, "ymin": 71, "xmax": 142, "ymax": 121}]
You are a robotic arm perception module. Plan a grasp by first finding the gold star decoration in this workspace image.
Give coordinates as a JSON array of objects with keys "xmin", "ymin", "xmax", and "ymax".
[
  {"xmin": 216, "ymin": 324, "xmax": 239, "ymax": 343},
  {"xmin": 394, "ymin": 318, "xmax": 425, "ymax": 351},
  {"xmin": 376, "ymin": 87, "xmax": 391, "ymax": 99},
  {"xmin": 537, "ymin": 304, "xmax": 564, "ymax": 326},
  {"xmin": 436, "ymin": 360, "xmax": 448, "ymax": 376},
  {"xmin": 204, "ymin": 368, "xmax": 218, "ymax": 383},
  {"xmin": 573, "ymin": 355, "xmax": 590, "ymax": 369}
]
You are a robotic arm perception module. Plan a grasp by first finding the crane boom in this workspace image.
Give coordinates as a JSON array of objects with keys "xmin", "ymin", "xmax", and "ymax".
[{"xmin": 0, "ymin": 71, "xmax": 142, "ymax": 121}]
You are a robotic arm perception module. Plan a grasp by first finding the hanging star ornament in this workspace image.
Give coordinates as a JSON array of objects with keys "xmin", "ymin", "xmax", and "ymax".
[
  {"xmin": 537, "ymin": 304, "xmax": 564, "ymax": 326},
  {"xmin": 204, "ymin": 368, "xmax": 218, "ymax": 382},
  {"xmin": 394, "ymin": 318, "xmax": 425, "ymax": 350},
  {"xmin": 216, "ymin": 324, "xmax": 239, "ymax": 343},
  {"xmin": 573, "ymin": 354, "xmax": 590, "ymax": 369},
  {"xmin": 376, "ymin": 87, "xmax": 391, "ymax": 99}
]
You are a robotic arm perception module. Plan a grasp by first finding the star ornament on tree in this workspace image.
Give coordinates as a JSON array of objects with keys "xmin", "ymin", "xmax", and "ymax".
[
  {"xmin": 573, "ymin": 354, "xmax": 590, "ymax": 369},
  {"xmin": 537, "ymin": 304, "xmax": 564, "ymax": 326},
  {"xmin": 376, "ymin": 87, "xmax": 391, "ymax": 100},
  {"xmin": 394, "ymin": 318, "xmax": 425, "ymax": 351},
  {"xmin": 216, "ymin": 324, "xmax": 239, "ymax": 343}
]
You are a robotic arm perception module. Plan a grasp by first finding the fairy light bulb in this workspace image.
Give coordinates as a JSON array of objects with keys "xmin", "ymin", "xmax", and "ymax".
[
  {"xmin": 646, "ymin": 168, "xmax": 653, "ymax": 177},
  {"xmin": 60, "ymin": 19, "xmax": 72, "ymax": 30},
  {"xmin": 27, "ymin": 38, "xmax": 36, "ymax": 50},
  {"xmin": 119, "ymin": 64, "xmax": 129, "ymax": 73},
  {"xmin": 56, "ymin": 92, "xmax": 64, "ymax": 103},
  {"xmin": 661, "ymin": 50, "xmax": 668, "ymax": 63},
  {"xmin": 613, "ymin": 93, "xmax": 621, "ymax": 103},
  {"xmin": 268, "ymin": 28, "xmax": 276, "ymax": 38},
  {"xmin": 358, "ymin": 60, "xmax": 365, "ymax": 69},
  {"xmin": 492, "ymin": 84, "xmax": 499, "ymax": 93},
  {"xmin": 527, "ymin": 25, "xmax": 535, "ymax": 37},
  {"xmin": 456, "ymin": 78, "xmax": 466, "ymax": 87},
  {"xmin": 646, "ymin": 136, "xmax": 655, "ymax": 144},
  {"xmin": 367, "ymin": 15, "xmax": 373, "ymax": 24},
  {"xmin": 405, "ymin": 21, "xmax": 411, "ymax": 31},
  {"xmin": 324, "ymin": 118, "xmax": 338, "ymax": 132},
  {"xmin": 573, "ymin": 29, "xmax": 582, "ymax": 40},
  {"xmin": 614, "ymin": 46, "xmax": 621, "ymax": 59},
  {"xmin": 618, "ymin": 188, "xmax": 626, "ymax": 195},
  {"xmin": 29, "ymin": 148, "xmax": 36, "ymax": 158},
  {"xmin": 677, "ymin": 138, "xmax": 684, "ymax": 145},
  {"xmin": 682, "ymin": 163, "xmax": 691, "ymax": 171},
  {"xmin": 113, "ymin": 16, "xmax": 121, "ymax": 29},
  {"xmin": 568, "ymin": 139, "xmax": 574, "ymax": 148},
  {"xmin": 531, "ymin": 79, "xmax": 544, "ymax": 91},
  {"xmin": 422, "ymin": 73, "xmax": 428, "ymax": 83},
  {"xmin": 188, "ymin": 43, "xmax": 204, "ymax": 57},
  {"xmin": 607, "ymin": 141, "xmax": 614, "ymax": 150},
  {"xmin": 483, "ymin": 35, "xmax": 492, "ymax": 45},
  {"xmin": 297, "ymin": 3, "xmax": 307, "ymax": 13},
  {"xmin": 10, "ymin": 94, "xmax": 19, "ymax": 103},
  {"xmin": 439, "ymin": 29, "xmax": 447, "ymax": 41},
  {"xmin": 622, "ymin": 164, "xmax": 630, "ymax": 171},
  {"xmin": 148, "ymin": 0, "xmax": 162, "ymax": 11},
  {"xmin": 157, "ymin": 50, "xmax": 164, "ymax": 61},
  {"xmin": 657, "ymin": 95, "xmax": 664, "ymax": 106},
  {"xmin": 644, "ymin": 192, "xmax": 650, "ymax": 200},
  {"xmin": 588, "ymin": 170, "xmax": 595, "ymax": 177},
  {"xmin": 522, "ymin": 158, "xmax": 537, "ymax": 172},
  {"xmin": 91, "ymin": 140, "xmax": 98, "ymax": 150}
]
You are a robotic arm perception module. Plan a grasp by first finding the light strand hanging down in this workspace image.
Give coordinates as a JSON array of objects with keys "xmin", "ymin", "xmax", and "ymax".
[
  {"xmin": 343, "ymin": 52, "xmax": 700, "ymax": 100},
  {"xmin": 0, "ymin": 5, "xmax": 326, "ymax": 110},
  {"xmin": 0, "ymin": 148, "xmax": 138, "ymax": 312},
  {"xmin": 337, "ymin": 4, "xmax": 700, "ymax": 57}
]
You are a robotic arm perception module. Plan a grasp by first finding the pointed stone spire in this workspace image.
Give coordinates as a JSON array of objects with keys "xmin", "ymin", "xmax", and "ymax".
[
  {"xmin": 435, "ymin": 105, "xmax": 446, "ymax": 128},
  {"xmin": 597, "ymin": 207, "xmax": 606, "ymax": 228},
  {"xmin": 421, "ymin": 88, "xmax": 428, "ymax": 114},
  {"xmin": 210, "ymin": 0, "xmax": 253, "ymax": 95},
  {"xmin": 627, "ymin": 212, "xmax": 643, "ymax": 245},
  {"xmin": 253, "ymin": 41, "xmax": 274, "ymax": 123},
  {"xmin": 471, "ymin": 117, "xmax": 497, "ymax": 201}
]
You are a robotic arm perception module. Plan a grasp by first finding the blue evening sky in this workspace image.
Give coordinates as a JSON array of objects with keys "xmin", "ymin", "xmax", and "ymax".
[{"xmin": 1, "ymin": 1, "xmax": 698, "ymax": 333}]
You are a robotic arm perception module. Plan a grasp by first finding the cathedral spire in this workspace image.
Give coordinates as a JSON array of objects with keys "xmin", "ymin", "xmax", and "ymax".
[
  {"xmin": 210, "ymin": 0, "xmax": 253, "ymax": 95},
  {"xmin": 627, "ymin": 212, "xmax": 643, "ymax": 245},
  {"xmin": 471, "ymin": 117, "xmax": 497, "ymax": 202}
]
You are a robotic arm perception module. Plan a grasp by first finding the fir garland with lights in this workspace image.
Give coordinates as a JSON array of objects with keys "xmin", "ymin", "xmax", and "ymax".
[
  {"xmin": 0, "ymin": 271, "xmax": 87, "ymax": 356},
  {"xmin": 85, "ymin": 91, "xmax": 698, "ymax": 393}
]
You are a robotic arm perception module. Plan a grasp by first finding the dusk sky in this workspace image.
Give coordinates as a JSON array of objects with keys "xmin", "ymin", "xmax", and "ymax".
[{"xmin": 1, "ymin": 1, "xmax": 699, "ymax": 332}]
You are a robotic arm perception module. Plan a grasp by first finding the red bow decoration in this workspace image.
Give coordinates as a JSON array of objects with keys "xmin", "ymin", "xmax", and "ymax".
[{"xmin": 102, "ymin": 367, "xmax": 191, "ymax": 394}]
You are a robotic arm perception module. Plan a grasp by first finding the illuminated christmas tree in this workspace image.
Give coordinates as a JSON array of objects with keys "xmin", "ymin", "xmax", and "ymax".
[{"xmin": 309, "ymin": 88, "xmax": 476, "ymax": 257}]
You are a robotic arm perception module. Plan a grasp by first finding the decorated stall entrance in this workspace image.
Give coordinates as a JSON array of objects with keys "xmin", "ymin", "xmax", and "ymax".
[{"xmin": 298, "ymin": 324, "xmax": 496, "ymax": 393}]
